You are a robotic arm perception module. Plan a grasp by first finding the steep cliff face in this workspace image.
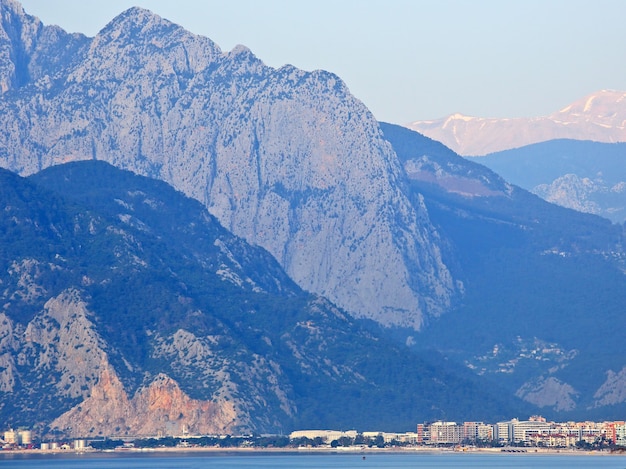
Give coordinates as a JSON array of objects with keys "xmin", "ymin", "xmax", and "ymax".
[
  {"xmin": 0, "ymin": 289, "xmax": 110, "ymax": 425},
  {"xmin": 4, "ymin": 288, "xmax": 242, "ymax": 437},
  {"xmin": 0, "ymin": 1, "xmax": 455, "ymax": 329},
  {"xmin": 51, "ymin": 365, "xmax": 239, "ymax": 438},
  {"xmin": 0, "ymin": 0, "xmax": 87, "ymax": 93},
  {"xmin": 593, "ymin": 368, "xmax": 626, "ymax": 408}
]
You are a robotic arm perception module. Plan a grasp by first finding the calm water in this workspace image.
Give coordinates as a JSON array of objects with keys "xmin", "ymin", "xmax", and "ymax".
[{"xmin": 0, "ymin": 452, "xmax": 625, "ymax": 468}]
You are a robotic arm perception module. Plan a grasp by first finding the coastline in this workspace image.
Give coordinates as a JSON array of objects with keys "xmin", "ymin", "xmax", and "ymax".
[{"xmin": 0, "ymin": 445, "xmax": 622, "ymax": 457}]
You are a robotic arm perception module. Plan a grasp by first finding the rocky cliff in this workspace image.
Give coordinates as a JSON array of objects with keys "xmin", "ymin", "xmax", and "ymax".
[
  {"xmin": 0, "ymin": 0, "xmax": 456, "ymax": 329},
  {"xmin": 0, "ymin": 287, "xmax": 239, "ymax": 437}
]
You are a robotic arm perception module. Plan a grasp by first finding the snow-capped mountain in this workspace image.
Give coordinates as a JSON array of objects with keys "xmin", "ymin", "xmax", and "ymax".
[{"xmin": 407, "ymin": 90, "xmax": 626, "ymax": 156}]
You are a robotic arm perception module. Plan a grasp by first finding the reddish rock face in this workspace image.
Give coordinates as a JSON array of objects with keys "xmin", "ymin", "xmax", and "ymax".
[{"xmin": 52, "ymin": 367, "xmax": 238, "ymax": 438}]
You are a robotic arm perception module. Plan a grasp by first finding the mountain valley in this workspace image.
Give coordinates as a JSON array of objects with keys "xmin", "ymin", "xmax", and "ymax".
[
  {"xmin": 469, "ymin": 139, "xmax": 626, "ymax": 224},
  {"xmin": 381, "ymin": 123, "xmax": 626, "ymax": 420}
]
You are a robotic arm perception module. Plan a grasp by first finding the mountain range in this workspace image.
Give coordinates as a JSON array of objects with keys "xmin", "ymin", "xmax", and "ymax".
[
  {"xmin": 469, "ymin": 140, "xmax": 626, "ymax": 224},
  {"xmin": 2, "ymin": 0, "xmax": 626, "ymax": 435},
  {"xmin": 407, "ymin": 90, "xmax": 626, "ymax": 156},
  {"xmin": 1, "ymin": 160, "xmax": 516, "ymax": 437},
  {"xmin": 380, "ymin": 123, "xmax": 626, "ymax": 420}
]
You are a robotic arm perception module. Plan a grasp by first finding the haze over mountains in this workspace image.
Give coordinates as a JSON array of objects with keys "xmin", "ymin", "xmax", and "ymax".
[
  {"xmin": 471, "ymin": 140, "xmax": 626, "ymax": 224},
  {"xmin": 409, "ymin": 90, "xmax": 626, "ymax": 224},
  {"xmin": 407, "ymin": 90, "xmax": 626, "ymax": 156},
  {"xmin": 2, "ymin": 0, "xmax": 626, "ymax": 437}
]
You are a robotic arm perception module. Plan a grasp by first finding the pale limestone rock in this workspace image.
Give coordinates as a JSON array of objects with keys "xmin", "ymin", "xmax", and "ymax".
[
  {"xmin": 151, "ymin": 328, "xmax": 296, "ymax": 430},
  {"xmin": 0, "ymin": 5, "xmax": 457, "ymax": 329},
  {"xmin": 515, "ymin": 376, "xmax": 578, "ymax": 412},
  {"xmin": 23, "ymin": 293, "xmax": 253, "ymax": 436},
  {"xmin": 593, "ymin": 367, "xmax": 626, "ymax": 407},
  {"xmin": 0, "ymin": 313, "xmax": 19, "ymax": 392},
  {"xmin": 533, "ymin": 174, "xmax": 604, "ymax": 215},
  {"xmin": 23, "ymin": 288, "xmax": 108, "ymax": 399},
  {"xmin": 7, "ymin": 259, "xmax": 48, "ymax": 304}
]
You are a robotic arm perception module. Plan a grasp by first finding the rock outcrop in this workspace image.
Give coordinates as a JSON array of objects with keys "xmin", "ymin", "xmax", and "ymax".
[
  {"xmin": 593, "ymin": 368, "xmax": 626, "ymax": 408},
  {"xmin": 0, "ymin": 288, "xmax": 244, "ymax": 435},
  {"xmin": 51, "ymin": 368, "xmax": 238, "ymax": 438},
  {"xmin": 515, "ymin": 377, "xmax": 578, "ymax": 412}
]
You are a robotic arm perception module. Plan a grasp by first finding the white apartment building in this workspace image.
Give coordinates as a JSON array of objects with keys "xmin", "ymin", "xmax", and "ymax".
[
  {"xmin": 429, "ymin": 421, "xmax": 463, "ymax": 444},
  {"xmin": 288, "ymin": 430, "xmax": 357, "ymax": 442}
]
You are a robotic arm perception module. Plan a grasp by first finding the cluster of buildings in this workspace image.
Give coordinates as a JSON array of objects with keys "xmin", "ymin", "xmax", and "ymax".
[
  {"xmin": 419, "ymin": 416, "xmax": 626, "ymax": 447},
  {"xmin": 3, "ymin": 416, "xmax": 626, "ymax": 451},
  {"xmin": 291, "ymin": 416, "xmax": 626, "ymax": 448}
]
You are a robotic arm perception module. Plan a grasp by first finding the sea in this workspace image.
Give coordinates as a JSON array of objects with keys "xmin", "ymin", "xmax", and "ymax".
[{"xmin": 0, "ymin": 452, "xmax": 624, "ymax": 469}]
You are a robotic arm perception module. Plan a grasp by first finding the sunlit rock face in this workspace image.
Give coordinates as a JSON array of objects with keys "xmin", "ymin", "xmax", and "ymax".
[{"xmin": 0, "ymin": 1, "xmax": 457, "ymax": 329}]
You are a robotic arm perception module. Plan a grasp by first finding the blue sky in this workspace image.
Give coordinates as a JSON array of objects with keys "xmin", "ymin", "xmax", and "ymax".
[{"xmin": 18, "ymin": 0, "xmax": 626, "ymax": 124}]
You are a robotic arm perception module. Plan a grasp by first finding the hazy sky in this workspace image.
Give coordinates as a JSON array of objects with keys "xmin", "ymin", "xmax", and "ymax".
[{"xmin": 18, "ymin": 0, "xmax": 626, "ymax": 124}]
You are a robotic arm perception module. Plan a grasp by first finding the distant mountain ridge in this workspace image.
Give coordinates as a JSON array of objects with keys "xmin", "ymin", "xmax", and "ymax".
[
  {"xmin": 381, "ymin": 123, "xmax": 626, "ymax": 420},
  {"xmin": 407, "ymin": 90, "xmax": 626, "ymax": 156},
  {"xmin": 0, "ymin": 0, "xmax": 454, "ymax": 329},
  {"xmin": 470, "ymin": 140, "xmax": 626, "ymax": 223}
]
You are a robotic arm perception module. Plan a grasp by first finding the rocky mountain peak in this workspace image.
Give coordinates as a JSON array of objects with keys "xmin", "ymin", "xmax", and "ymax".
[
  {"xmin": 0, "ymin": 0, "xmax": 41, "ymax": 91},
  {"xmin": 84, "ymin": 6, "xmax": 221, "ymax": 84},
  {"xmin": 98, "ymin": 6, "xmax": 187, "ymax": 45},
  {"xmin": 0, "ymin": 1, "xmax": 458, "ymax": 329},
  {"xmin": 556, "ymin": 89, "xmax": 626, "ymax": 122},
  {"xmin": 0, "ymin": 0, "xmax": 88, "ymax": 94},
  {"xmin": 0, "ymin": 0, "xmax": 32, "ymax": 28}
]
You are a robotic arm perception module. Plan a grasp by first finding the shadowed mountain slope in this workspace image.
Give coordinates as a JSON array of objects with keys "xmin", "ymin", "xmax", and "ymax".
[
  {"xmin": 0, "ymin": 160, "xmax": 522, "ymax": 436},
  {"xmin": 381, "ymin": 123, "xmax": 626, "ymax": 420}
]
